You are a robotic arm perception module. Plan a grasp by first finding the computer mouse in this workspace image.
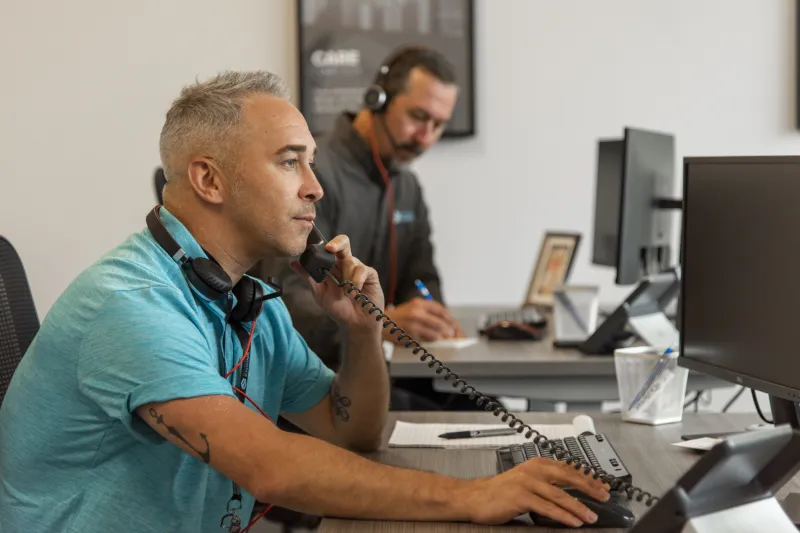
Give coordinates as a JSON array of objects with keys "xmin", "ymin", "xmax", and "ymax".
[{"xmin": 529, "ymin": 488, "xmax": 635, "ymax": 528}]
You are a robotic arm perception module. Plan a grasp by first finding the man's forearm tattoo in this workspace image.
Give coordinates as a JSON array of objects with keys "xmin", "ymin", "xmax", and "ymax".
[
  {"xmin": 331, "ymin": 382, "xmax": 352, "ymax": 422},
  {"xmin": 148, "ymin": 408, "xmax": 211, "ymax": 464}
]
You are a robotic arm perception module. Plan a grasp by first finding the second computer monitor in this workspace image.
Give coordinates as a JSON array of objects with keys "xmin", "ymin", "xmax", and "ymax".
[
  {"xmin": 592, "ymin": 127, "xmax": 676, "ymax": 285},
  {"xmin": 679, "ymin": 156, "xmax": 800, "ymax": 427}
]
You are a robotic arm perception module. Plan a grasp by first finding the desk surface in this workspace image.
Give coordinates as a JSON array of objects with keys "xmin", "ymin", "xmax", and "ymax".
[
  {"xmin": 388, "ymin": 307, "xmax": 730, "ymax": 405},
  {"xmin": 319, "ymin": 411, "xmax": 800, "ymax": 532},
  {"xmin": 388, "ymin": 306, "xmax": 617, "ymax": 378}
]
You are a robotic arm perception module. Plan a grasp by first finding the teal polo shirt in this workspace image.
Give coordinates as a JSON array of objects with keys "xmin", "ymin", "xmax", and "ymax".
[{"xmin": 0, "ymin": 207, "xmax": 335, "ymax": 532}]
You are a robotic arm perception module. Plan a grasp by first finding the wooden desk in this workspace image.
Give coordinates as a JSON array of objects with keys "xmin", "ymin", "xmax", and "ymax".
[
  {"xmin": 389, "ymin": 306, "xmax": 730, "ymax": 410},
  {"xmin": 320, "ymin": 411, "xmax": 800, "ymax": 532}
]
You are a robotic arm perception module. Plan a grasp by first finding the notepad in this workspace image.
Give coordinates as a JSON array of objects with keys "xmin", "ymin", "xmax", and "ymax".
[
  {"xmin": 388, "ymin": 415, "xmax": 596, "ymax": 449},
  {"xmin": 672, "ymin": 437, "xmax": 721, "ymax": 452},
  {"xmin": 382, "ymin": 338, "xmax": 479, "ymax": 361},
  {"xmin": 418, "ymin": 337, "xmax": 479, "ymax": 350}
]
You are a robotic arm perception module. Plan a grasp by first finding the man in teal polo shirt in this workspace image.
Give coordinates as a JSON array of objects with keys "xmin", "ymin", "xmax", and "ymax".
[{"xmin": 0, "ymin": 71, "xmax": 609, "ymax": 532}]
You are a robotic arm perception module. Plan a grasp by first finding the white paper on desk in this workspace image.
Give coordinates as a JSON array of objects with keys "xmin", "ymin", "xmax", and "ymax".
[
  {"xmin": 672, "ymin": 437, "xmax": 721, "ymax": 451},
  {"xmin": 382, "ymin": 338, "xmax": 478, "ymax": 361},
  {"xmin": 388, "ymin": 415, "xmax": 596, "ymax": 449},
  {"xmin": 418, "ymin": 337, "xmax": 479, "ymax": 350}
]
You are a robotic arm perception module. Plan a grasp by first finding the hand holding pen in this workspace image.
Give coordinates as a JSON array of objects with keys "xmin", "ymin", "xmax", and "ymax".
[
  {"xmin": 414, "ymin": 279, "xmax": 434, "ymax": 301},
  {"xmin": 380, "ymin": 280, "xmax": 465, "ymax": 342}
]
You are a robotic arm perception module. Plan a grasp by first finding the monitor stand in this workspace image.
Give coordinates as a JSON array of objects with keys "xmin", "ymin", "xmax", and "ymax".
[
  {"xmin": 579, "ymin": 269, "xmax": 680, "ymax": 355},
  {"xmin": 773, "ymin": 397, "xmax": 800, "ymax": 525},
  {"xmin": 770, "ymin": 396, "xmax": 800, "ymax": 429}
]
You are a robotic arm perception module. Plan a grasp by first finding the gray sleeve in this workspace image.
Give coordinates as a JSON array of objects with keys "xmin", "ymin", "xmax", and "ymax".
[
  {"xmin": 275, "ymin": 264, "xmax": 343, "ymax": 370},
  {"xmin": 396, "ymin": 181, "xmax": 444, "ymax": 305}
]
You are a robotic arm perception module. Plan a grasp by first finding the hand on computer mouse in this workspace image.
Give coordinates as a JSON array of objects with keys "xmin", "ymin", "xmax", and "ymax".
[
  {"xmin": 459, "ymin": 457, "xmax": 611, "ymax": 527},
  {"xmin": 530, "ymin": 488, "xmax": 635, "ymax": 529}
]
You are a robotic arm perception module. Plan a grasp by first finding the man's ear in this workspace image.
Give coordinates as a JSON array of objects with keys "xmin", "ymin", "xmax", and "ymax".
[{"xmin": 186, "ymin": 157, "xmax": 226, "ymax": 205}]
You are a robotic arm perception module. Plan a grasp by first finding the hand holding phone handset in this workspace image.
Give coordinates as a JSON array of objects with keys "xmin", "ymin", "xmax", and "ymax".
[
  {"xmin": 295, "ymin": 225, "xmax": 659, "ymax": 508},
  {"xmin": 296, "ymin": 225, "xmax": 337, "ymax": 284},
  {"xmin": 291, "ymin": 225, "xmax": 386, "ymax": 331}
]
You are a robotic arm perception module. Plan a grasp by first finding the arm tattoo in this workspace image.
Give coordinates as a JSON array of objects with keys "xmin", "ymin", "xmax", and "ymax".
[
  {"xmin": 331, "ymin": 382, "xmax": 352, "ymax": 422},
  {"xmin": 148, "ymin": 408, "xmax": 211, "ymax": 464}
]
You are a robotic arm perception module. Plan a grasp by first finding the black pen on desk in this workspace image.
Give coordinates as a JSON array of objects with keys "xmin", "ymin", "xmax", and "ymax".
[{"xmin": 439, "ymin": 428, "xmax": 519, "ymax": 439}]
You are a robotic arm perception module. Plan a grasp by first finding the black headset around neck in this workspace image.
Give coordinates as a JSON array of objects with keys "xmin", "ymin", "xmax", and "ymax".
[{"xmin": 146, "ymin": 205, "xmax": 282, "ymax": 323}]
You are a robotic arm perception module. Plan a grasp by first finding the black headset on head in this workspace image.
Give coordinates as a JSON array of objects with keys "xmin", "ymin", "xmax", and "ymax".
[
  {"xmin": 363, "ymin": 45, "xmax": 436, "ymax": 114},
  {"xmin": 146, "ymin": 206, "xmax": 282, "ymax": 323}
]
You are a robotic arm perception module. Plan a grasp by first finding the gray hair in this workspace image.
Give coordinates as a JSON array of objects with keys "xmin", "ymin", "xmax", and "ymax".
[{"xmin": 159, "ymin": 70, "xmax": 290, "ymax": 181}]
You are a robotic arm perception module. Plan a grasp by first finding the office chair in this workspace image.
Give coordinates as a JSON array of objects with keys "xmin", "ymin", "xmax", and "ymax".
[
  {"xmin": 154, "ymin": 167, "xmax": 166, "ymax": 204},
  {"xmin": 254, "ymin": 502, "xmax": 321, "ymax": 532},
  {"xmin": 0, "ymin": 236, "xmax": 39, "ymax": 407}
]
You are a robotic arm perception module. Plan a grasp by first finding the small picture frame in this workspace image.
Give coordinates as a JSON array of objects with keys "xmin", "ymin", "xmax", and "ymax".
[{"xmin": 524, "ymin": 231, "xmax": 582, "ymax": 307}]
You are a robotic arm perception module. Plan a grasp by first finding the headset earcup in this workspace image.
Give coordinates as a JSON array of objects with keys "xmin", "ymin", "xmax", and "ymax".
[
  {"xmin": 364, "ymin": 85, "xmax": 387, "ymax": 112},
  {"xmin": 185, "ymin": 258, "xmax": 232, "ymax": 300},
  {"xmin": 230, "ymin": 277, "xmax": 263, "ymax": 323}
]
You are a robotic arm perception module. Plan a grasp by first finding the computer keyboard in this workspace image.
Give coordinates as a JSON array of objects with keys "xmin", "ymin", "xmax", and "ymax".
[
  {"xmin": 495, "ymin": 433, "xmax": 632, "ymax": 483},
  {"xmin": 478, "ymin": 308, "xmax": 547, "ymax": 340},
  {"xmin": 480, "ymin": 308, "xmax": 546, "ymax": 328}
]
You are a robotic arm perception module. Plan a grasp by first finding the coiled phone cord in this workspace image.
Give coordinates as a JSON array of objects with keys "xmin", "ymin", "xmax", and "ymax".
[{"xmin": 323, "ymin": 270, "xmax": 659, "ymax": 507}]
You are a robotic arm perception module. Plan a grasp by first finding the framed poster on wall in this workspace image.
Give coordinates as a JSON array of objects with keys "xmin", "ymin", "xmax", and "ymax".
[{"xmin": 297, "ymin": 0, "xmax": 475, "ymax": 138}]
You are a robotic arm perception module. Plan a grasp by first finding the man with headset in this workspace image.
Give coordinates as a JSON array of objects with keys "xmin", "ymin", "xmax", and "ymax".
[
  {"xmin": 263, "ymin": 45, "xmax": 474, "ymax": 410},
  {"xmin": 0, "ymin": 71, "xmax": 608, "ymax": 532}
]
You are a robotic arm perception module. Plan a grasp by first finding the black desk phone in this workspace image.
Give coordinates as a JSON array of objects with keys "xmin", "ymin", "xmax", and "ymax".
[{"xmin": 296, "ymin": 226, "xmax": 656, "ymax": 527}]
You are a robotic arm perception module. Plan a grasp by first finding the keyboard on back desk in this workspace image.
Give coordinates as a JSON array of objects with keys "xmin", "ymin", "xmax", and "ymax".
[
  {"xmin": 495, "ymin": 433, "xmax": 632, "ymax": 484},
  {"xmin": 478, "ymin": 308, "xmax": 547, "ymax": 340}
]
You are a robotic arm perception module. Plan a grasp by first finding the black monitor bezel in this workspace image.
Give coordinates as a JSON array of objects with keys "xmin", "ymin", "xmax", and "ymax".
[
  {"xmin": 591, "ymin": 139, "xmax": 624, "ymax": 269},
  {"xmin": 677, "ymin": 155, "xmax": 800, "ymax": 405}
]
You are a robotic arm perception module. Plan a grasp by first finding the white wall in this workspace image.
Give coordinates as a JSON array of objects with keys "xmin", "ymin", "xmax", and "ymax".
[
  {"xmin": 2, "ymin": 0, "xmax": 797, "ymax": 413},
  {"xmin": 417, "ymin": 0, "xmax": 799, "ymax": 310},
  {"xmin": 0, "ymin": 0, "xmax": 298, "ymax": 313}
]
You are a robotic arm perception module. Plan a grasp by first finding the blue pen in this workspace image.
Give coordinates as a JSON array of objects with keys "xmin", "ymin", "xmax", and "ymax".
[
  {"xmin": 628, "ymin": 347, "xmax": 675, "ymax": 410},
  {"xmin": 414, "ymin": 279, "xmax": 434, "ymax": 301}
]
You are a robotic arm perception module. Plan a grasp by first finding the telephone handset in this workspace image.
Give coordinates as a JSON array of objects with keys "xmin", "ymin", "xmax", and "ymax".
[
  {"xmin": 299, "ymin": 224, "xmax": 336, "ymax": 283},
  {"xmin": 296, "ymin": 224, "xmax": 659, "ymax": 508}
]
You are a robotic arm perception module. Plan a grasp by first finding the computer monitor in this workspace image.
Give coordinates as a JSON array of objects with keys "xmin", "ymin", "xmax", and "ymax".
[
  {"xmin": 591, "ymin": 127, "xmax": 681, "ymax": 285},
  {"xmin": 592, "ymin": 140, "xmax": 624, "ymax": 269},
  {"xmin": 679, "ymin": 156, "xmax": 800, "ymax": 430}
]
